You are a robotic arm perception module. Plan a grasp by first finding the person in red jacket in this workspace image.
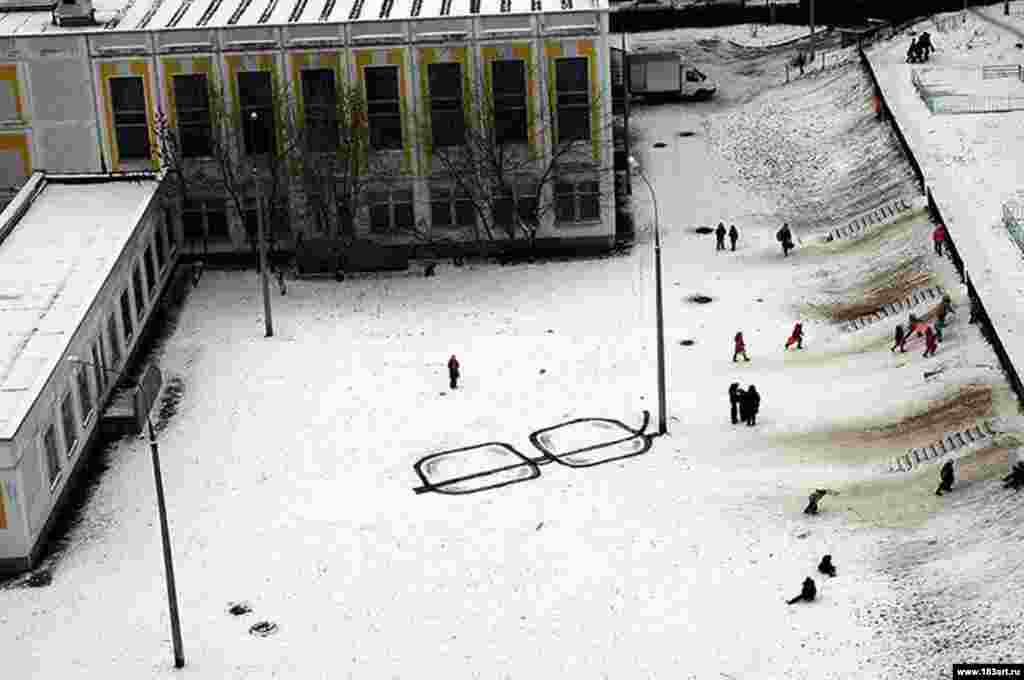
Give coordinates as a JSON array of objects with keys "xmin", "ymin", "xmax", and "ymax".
[
  {"xmin": 933, "ymin": 224, "xmax": 946, "ymax": 256},
  {"xmin": 784, "ymin": 322, "xmax": 804, "ymax": 350},
  {"xmin": 923, "ymin": 326, "xmax": 938, "ymax": 358},
  {"xmin": 448, "ymin": 355, "xmax": 460, "ymax": 389},
  {"xmin": 733, "ymin": 332, "xmax": 750, "ymax": 362}
]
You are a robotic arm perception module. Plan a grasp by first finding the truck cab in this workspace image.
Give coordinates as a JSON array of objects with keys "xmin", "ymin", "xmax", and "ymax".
[{"xmin": 681, "ymin": 66, "xmax": 716, "ymax": 99}]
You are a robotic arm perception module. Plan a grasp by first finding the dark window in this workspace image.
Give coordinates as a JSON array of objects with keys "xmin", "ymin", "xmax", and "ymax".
[
  {"xmin": 154, "ymin": 218, "xmax": 166, "ymax": 268},
  {"xmin": 144, "ymin": 245, "xmax": 157, "ymax": 293},
  {"xmin": 238, "ymin": 71, "xmax": 275, "ymax": 155},
  {"xmin": 555, "ymin": 58, "xmax": 591, "ymax": 143},
  {"xmin": 173, "ymin": 74, "xmax": 212, "ymax": 157},
  {"xmin": 183, "ymin": 199, "xmax": 229, "ymax": 243},
  {"xmin": 107, "ymin": 313, "xmax": 121, "ymax": 368},
  {"xmin": 43, "ymin": 425, "xmax": 61, "ymax": 486},
  {"xmin": 368, "ymin": 187, "xmax": 414, "ymax": 233},
  {"xmin": 302, "ymin": 69, "xmax": 339, "ymax": 150},
  {"xmin": 133, "ymin": 265, "xmax": 146, "ymax": 317},
  {"xmin": 77, "ymin": 368, "xmax": 93, "ymax": 424},
  {"xmin": 494, "ymin": 182, "xmax": 539, "ymax": 228},
  {"xmin": 120, "ymin": 289, "xmax": 134, "ymax": 343},
  {"xmin": 556, "ymin": 179, "xmax": 600, "ymax": 223},
  {"xmin": 428, "ymin": 63, "xmax": 464, "ymax": 148},
  {"xmin": 91, "ymin": 341, "xmax": 106, "ymax": 394},
  {"xmin": 110, "ymin": 77, "xmax": 150, "ymax": 160},
  {"xmin": 365, "ymin": 66, "xmax": 402, "ymax": 150},
  {"xmin": 492, "ymin": 60, "xmax": 527, "ymax": 144},
  {"xmin": 206, "ymin": 200, "xmax": 229, "ymax": 241},
  {"xmin": 164, "ymin": 209, "xmax": 176, "ymax": 249},
  {"xmin": 243, "ymin": 208, "xmax": 260, "ymax": 242},
  {"xmin": 60, "ymin": 394, "xmax": 77, "ymax": 456},
  {"xmin": 430, "ymin": 186, "xmax": 475, "ymax": 229},
  {"xmin": 267, "ymin": 200, "xmax": 291, "ymax": 239}
]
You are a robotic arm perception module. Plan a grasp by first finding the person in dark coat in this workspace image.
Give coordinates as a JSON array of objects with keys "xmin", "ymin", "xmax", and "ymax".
[
  {"xmin": 715, "ymin": 222, "xmax": 727, "ymax": 252},
  {"xmin": 728, "ymin": 224, "xmax": 739, "ymax": 251},
  {"xmin": 919, "ymin": 31, "xmax": 934, "ymax": 60},
  {"xmin": 743, "ymin": 385, "xmax": 760, "ymax": 426},
  {"xmin": 447, "ymin": 355, "xmax": 460, "ymax": 390},
  {"xmin": 733, "ymin": 332, "xmax": 750, "ymax": 362},
  {"xmin": 923, "ymin": 325, "xmax": 938, "ymax": 358},
  {"xmin": 778, "ymin": 223, "xmax": 794, "ymax": 257},
  {"xmin": 786, "ymin": 577, "xmax": 817, "ymax": 605},
  {"xmin": 804, "ymin": 488, "xmax": 829, "ymax": 515},
  {"xmin": 1003, "ymin": 461, "xmax": 1024, "ymax": 490},
  {"xmin": 818, "ymin": 555, "xmax": 837, "ymax": 578},
  {"xmin": 729, "ymin": 382, "xmax": 744, "ymax": 425},
  {"xmin": 935, "ymin": 460, "xmax": 955, "ymax": 496},
  {"xmin": 891, "ymin": 323, "xmax": 906, "ymax": 353}
]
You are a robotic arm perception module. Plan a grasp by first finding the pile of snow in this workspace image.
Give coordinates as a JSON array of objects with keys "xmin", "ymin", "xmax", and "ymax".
[{"xmin": 713, "ymin": 23, "xmax": 826, "ymax": 49}]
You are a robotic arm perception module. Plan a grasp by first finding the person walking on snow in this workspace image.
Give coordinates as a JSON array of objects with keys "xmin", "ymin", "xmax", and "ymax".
[
  {"xmin": 936, "ymin": 294, "xmax": 955, "ymax": 342},
  {"xmin": 728, "ymin": 224, "xmax": 739, "ymax": 252},
  {"xmin": 733, "ymin": 332, "xmax": 750, "ymax": 362},
  {"xmin": 786, "ymin": 577, "xmax": 816, "ymax": 605},
  {"xmin": 923, "ymin": 325, "xmax": 938, "ymax": 358},
  {"xmin": 447, "ymin": 355, "xmax": 461, "ymax": 389},
  {"xmin": 935, "ymin": 460, "xmax": 955, "ymax": 496},
  {"xmin": 785, "ymin": 322, "xmax": 804, "ymax": 350},
  {"xmin": 777, "ymin": 223, "xmax": 794, "ymax": 257},
  {"xmin": 933, "ymin": 224, "xmax": 946, "ymax": 257},
  {"xmin": 891, "ymin": 323, "xmax": 907, "ymax": 352},
  {"xmin": 715, "ymin": 222, "xmax": 727, "ymax": 251},
  {"xmin": 729, "ymin": 382, "xmax": 744, "ymax": 425},
  {"xmin": 818, "ymin": 555, "xmax": 837, "ymax": 578},
  {"xmin": 742, "ymin": 385, "xmax": 760, "ymax": 426}
]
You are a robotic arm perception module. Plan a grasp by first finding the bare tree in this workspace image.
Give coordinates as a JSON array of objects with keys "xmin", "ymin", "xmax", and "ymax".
[
  {"xmin": 154, "ymin": 75, "xmax": 304, "ymax": 337},
  {"xmin": 414, "ymin": 60, "xmax": 615, "ymax": 256}
]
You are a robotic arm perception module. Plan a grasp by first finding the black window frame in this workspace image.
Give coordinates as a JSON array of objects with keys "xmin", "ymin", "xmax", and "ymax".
[
  {"xmin": 91, "ymin": 341, "xmax": 106, "ymax": 395},
  {"xmin": 183, "ymin": 198, "xmax": 230, "ymax": 243},
  {"xmin": 172, "ymin": 73, "xmax": 212, "ymax": 158},
  {"xmin": 132, "ymin": 264, "xmax": 146, "ymax": 317},
  {"xmin": 492, "ymin": 60, "xmax": 528, "ymax": 145},
  {"xmin": 43, "ymin": 425, "xmax": 61, "ymax": 487},
  {"xmin": 107, "ymin": 313, "xmax": 121, "ymax": 368},
  {"xmin": 365, "ymin": 66, "xmax": 403, "ymax": 151},
  {"xmin": 120, "ymin": 289, "xmax": 134, "ymax": 344},
  {"xmin": 367, "ymin": 185, "xmax": 414, "ymax": 234},
  {"xmin": 60, "ymin": 393, "xmax": 77, "ymax": 457},
  {"xmin": 77, "ymin": 367, "xmax": 93, "ymax": 425},
  {"xmin": 144, "ymin": 244, "xmax": 157, "ymax": 294},
  {"xmin": 430, "ymin": 185, "xmax": 476, "ymax": 230},
  {"xmin": 494, "ymin": 180, "xmax": 539, "ymax": 229},
  {"xmin": 428, "ymin": 62, "xmax": 465, "ymax": 148},
  {"xmin": 154, "ymin": 217, "xmax": 166, "ymax": 268},
  {"xmin": 110, "ymin": 76, "xmax": 150, "ymax": 160},
  {"xmin": 301, "ymin": 69, "xmax": 340, "ymax": 150},
  {"xmin": 555, "ymin": 178, "xmax": 601, "ymax": 223},
  {"xmin": 555, "ymin": 57, "xmax": 591, "ymax": 144},
  {"xmin": 237, "ymin": 71, "xmax": 276, "ymax": 155}
]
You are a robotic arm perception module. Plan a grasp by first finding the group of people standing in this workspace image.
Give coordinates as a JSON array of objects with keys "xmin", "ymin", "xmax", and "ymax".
[
  {"xmin": 728, "ymin": 382, "xmax": 761, "ymax": 426},
  {"xmin": 891, "ymin": 294, "xmax": 955, "ymax": 357},
  {"xmin": 715, "ymin": 222, "xmax": 740, "ymax": 252}
]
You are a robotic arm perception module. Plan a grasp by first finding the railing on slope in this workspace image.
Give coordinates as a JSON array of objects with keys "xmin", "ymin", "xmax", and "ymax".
[{"xmin": 887, "ymin": 420, "xmax": 997, "ymax": 473}]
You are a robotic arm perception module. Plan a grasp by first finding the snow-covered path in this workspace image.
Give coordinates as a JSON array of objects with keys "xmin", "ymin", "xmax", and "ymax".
[{"xmin": 2, "ymin": 26, "xmax": 1022, "ymax": 680}]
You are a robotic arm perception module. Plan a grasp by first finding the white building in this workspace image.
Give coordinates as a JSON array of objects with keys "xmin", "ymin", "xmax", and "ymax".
[
  {"xmin": 0, "ymin": 171, "xmax": 177, "ymax": 574},
  {"xmin": 0, "ymin": 0, "xmax": 616, "ymax": 255}
]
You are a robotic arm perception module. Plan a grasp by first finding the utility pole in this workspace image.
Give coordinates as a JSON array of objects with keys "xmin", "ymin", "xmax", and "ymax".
[
  {"xmin": 622, "ymin": 32, "xmax": 631, "ymax": 197},
  {"xmin": 808, "ymin": 0, "xmax": 816, "ymax": 61}
]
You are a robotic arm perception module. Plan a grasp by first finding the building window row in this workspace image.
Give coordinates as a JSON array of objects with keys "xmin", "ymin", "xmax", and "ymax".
[
  {"xmin": 40, "ymin": 216, "xmax": 175, "ymax": 491},
  {"xmin": 110, "ymin": 57, "xmax": 591, "ymax": 162}
]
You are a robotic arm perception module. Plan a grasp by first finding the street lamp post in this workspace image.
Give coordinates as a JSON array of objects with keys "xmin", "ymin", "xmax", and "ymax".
[
  {"xmin": 68, "ymin": 357, "xmax": 185, "ymax": 669},
  {"xmin": 628, "ymin": 157, "xmax": 668, "ymax": 436}
]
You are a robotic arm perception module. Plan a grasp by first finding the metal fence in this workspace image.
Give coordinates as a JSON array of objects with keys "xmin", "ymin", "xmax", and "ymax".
[
  {"xmin": 982, "ymin": 63, "xmax": 1024, "ymax": 81},
  {"xmin": 912, "ymin": 67, "xmax": 1024, "ymax": 114},
  {"xmin": 933, "ymin": 11, "xmax": 966, "ymax": 32},
  {"xmin": 785, "ymin": 48, "xmax": 856, "ymax": 83}
]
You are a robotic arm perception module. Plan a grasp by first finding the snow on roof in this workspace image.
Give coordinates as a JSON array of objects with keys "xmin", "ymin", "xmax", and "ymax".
[
  {"xmin": 0, "ymin": 174, "xmax": 159, "ymax": 440},
  {"xmin": 0, "ymin": 0, "xmax": 603, "ymax": 33}
]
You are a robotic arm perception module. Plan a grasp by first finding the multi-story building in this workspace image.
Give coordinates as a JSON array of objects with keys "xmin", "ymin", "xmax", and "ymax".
[{"xmin": 0, "ymin": 0, "xmax": 615, "ymax": 255}]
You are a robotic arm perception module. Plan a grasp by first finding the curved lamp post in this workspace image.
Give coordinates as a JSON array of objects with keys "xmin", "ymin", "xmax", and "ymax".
[
  {"xmin": 67, "ymin": 356, "xmax": 185, "ymax": 669},
  {"xmin": 628, "ymin": 156, "xmax": 668, "ymax": 435}
]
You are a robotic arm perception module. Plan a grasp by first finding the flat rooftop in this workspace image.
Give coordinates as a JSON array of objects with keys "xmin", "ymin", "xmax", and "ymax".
[
  {"xmin": 0, "ymin": 174, "xmax": 159, "ymax": 441},
  {"xmin": 0, "ymin": 0, "xmax": 605, "ymax": 35}
]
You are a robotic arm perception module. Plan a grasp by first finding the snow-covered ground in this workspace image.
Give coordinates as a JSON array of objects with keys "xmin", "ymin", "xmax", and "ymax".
[{"xmin": 2, "ymin": 16, "xmax": 1023, "ymax": 680}]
